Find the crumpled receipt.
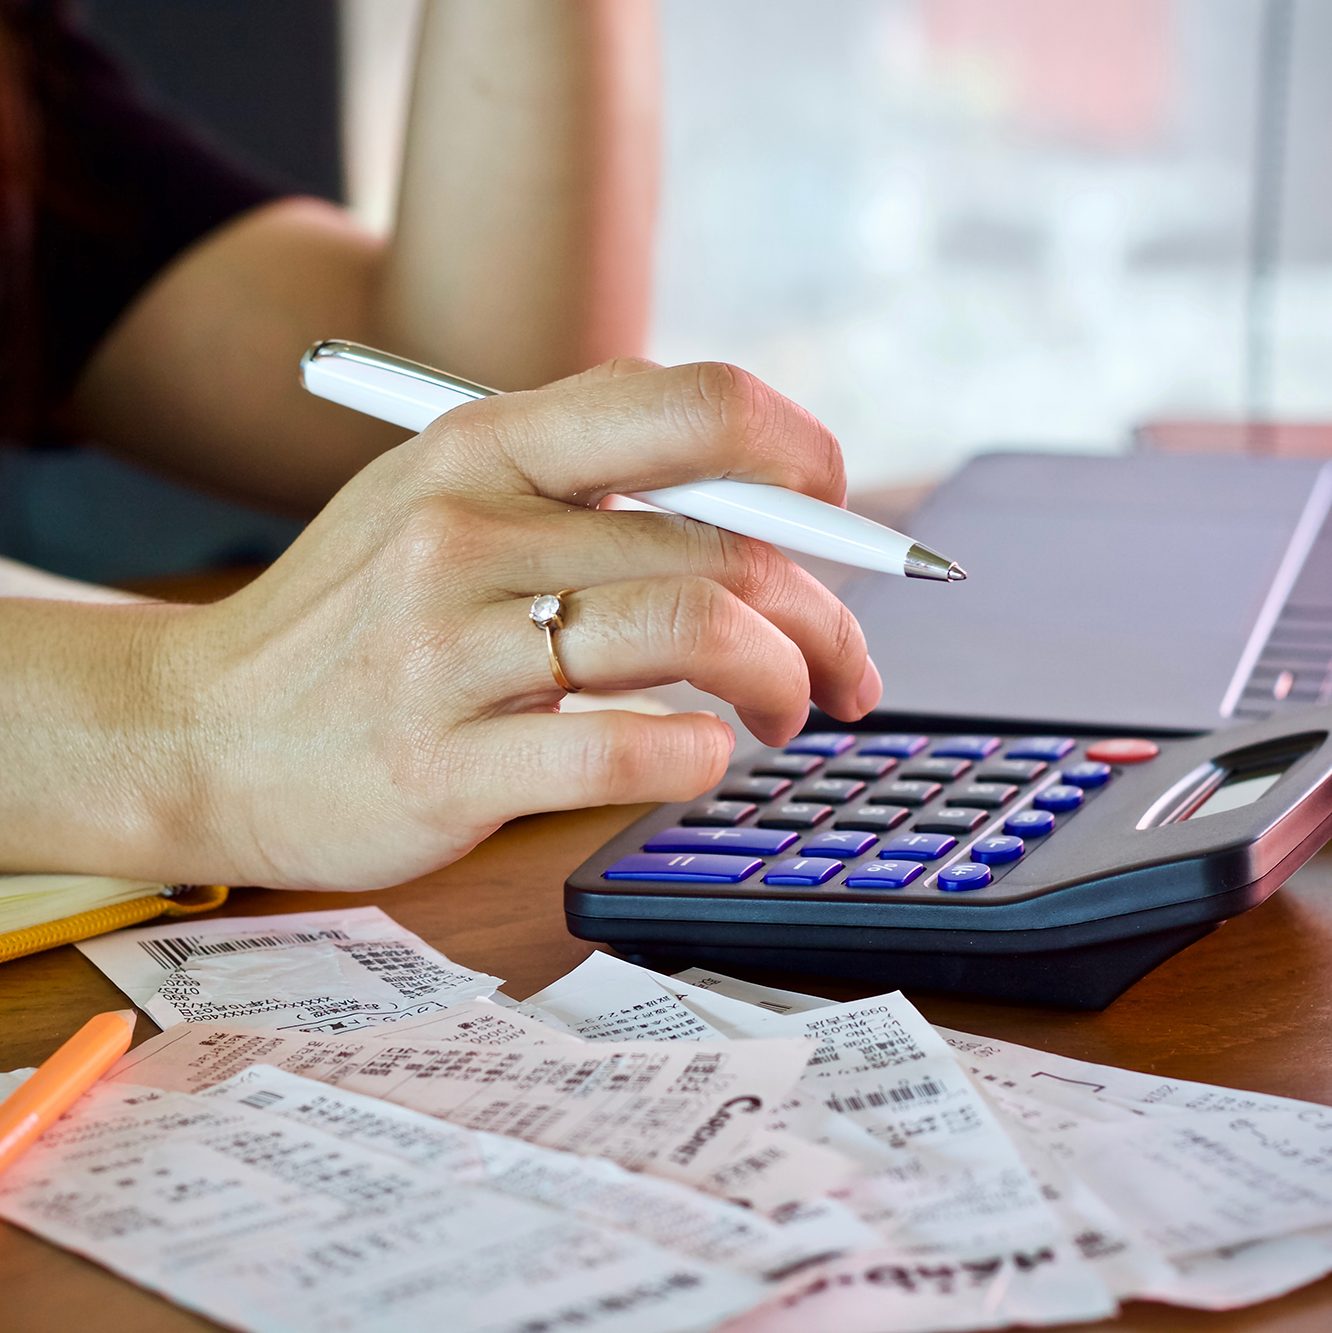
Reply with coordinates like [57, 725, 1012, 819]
[144, 936, 500, 1032]
[75, 906, 502, 1033]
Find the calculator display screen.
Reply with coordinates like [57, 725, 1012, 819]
[1185, 768, 1283, 820]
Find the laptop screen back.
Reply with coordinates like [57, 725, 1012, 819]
[843, 452, 1328, 733]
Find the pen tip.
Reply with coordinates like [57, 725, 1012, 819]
[947, 564, 967, 582]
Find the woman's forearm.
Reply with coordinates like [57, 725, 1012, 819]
[64, 2, 660, 514]
[0, 598, 204, 878]
[377, 0, 660, 389]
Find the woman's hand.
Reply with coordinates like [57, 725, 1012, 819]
[1, 361, 880, 889]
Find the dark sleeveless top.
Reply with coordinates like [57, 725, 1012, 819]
[3, 0, 281, 438]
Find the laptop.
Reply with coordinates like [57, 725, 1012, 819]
[843, 451, 1332, 733]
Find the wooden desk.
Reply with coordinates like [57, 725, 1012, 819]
[2, 565, 1330, 1331]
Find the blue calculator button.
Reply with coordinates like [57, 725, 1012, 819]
[845, 859, 923, 889]
[858, 733, 929, 757]
[938, 863, 993, 891]
[1004, 809, 1056, 838]
[642, 827, 797, 856]
[1061, 761, 1113, 789]
[1005, 736, 1077, 761]
[971, 834, 1024, 865]
[800, 830, 879, 858]
[785, 733, 856, 756]
[604, 853, 762, 883]
[1034, 784, 1085, 813]
[764, 856, 843, 885]
[880, 832, 957, 861]
[931, 735, 1001, 759]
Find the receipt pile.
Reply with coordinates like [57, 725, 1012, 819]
[0, 908, 1327, 1332]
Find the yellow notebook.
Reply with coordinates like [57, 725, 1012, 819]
[0, 875, 229, 964]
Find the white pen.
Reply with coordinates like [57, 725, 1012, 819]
[300, 340, 967, 581]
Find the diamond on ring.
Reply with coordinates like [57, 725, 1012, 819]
[530, 593, 563, 629]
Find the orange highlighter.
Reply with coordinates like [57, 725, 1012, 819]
[0, 1010, 136, 1173]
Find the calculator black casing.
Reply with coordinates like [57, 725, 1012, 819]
[564, 708, 1332, 1008]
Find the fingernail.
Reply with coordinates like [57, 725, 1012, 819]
[856, 659, 883, 716]
[688, 710, 735, 744]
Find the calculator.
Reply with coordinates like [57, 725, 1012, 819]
[565, 708, 1332, 1008]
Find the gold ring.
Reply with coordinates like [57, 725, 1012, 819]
[529, 591, 580, 693]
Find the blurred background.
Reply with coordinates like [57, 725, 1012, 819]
[8, 0, 1331, 579]
[333, 0, 1332, 483]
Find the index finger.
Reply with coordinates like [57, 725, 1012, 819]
[431, 361, 848, 508]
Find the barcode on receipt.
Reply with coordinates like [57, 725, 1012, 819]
[136, 928, 352, 970]
[825, 1077, 946, 1113]
[239, 1089, 286, 1110]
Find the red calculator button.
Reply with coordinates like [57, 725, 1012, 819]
[1085, 738, 1160, 764]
